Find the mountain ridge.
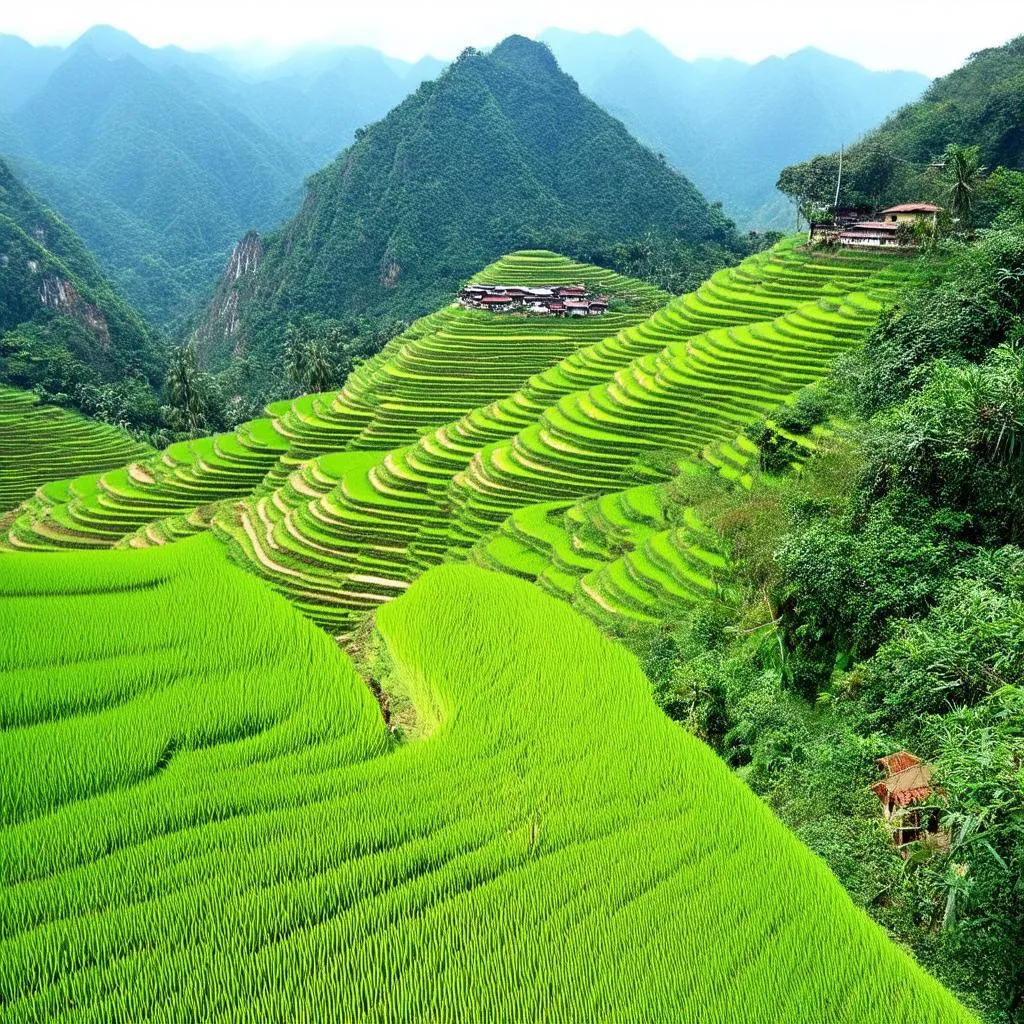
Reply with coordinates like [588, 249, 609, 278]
[540, 28, 929, 228]
[193, 35, 745, 369]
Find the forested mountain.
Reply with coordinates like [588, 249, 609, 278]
[0, 28, 442, 326]
[778, 35, 1024, 215]
[194, 36, 746, 370]
[541, 29, 929, 229]
[0, 158, 164, 430]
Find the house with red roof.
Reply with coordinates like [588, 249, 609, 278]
[870, 751, 941, 850]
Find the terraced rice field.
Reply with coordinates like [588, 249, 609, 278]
[2, 253, 661, 552]
[0, 387, 151, 516]
[2, 241, 920, 638]
[218, 240, 920, 634]
[0, 544, 970, 1021]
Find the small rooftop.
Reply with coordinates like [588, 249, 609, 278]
[881, 203, 941, 215]
[870, 752, 934, 809]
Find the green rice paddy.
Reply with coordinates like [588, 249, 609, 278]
[0, 542, 971, 1020]
[0, 387, 152, 517]
[2, 243, 920, 638]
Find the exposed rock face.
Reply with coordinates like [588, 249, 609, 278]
[228, 230, 263, 282]
[38, 272, 111, 349]
[191, 230, 264, 367]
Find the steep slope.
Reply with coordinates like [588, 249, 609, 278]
[541, 30, 929, 229]
[778, 34, 1024, 211]
[0, 540, 970, 1020]
[210, 36, 744, 366]
[0, 159, 164, 425]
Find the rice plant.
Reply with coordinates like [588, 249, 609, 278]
[0, 553, 971, 1020]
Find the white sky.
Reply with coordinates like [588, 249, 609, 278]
[2, 0, 1021, 76]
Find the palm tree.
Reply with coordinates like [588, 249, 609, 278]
[164, 342, 206, 436]
[942, 144, 983, 230]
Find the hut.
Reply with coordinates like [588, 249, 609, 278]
[880, 203, 941, 227]
[869, 752, 940, 849]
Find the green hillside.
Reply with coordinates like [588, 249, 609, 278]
[0, 537, 970, 1020]
[204, 36, 744, 369]
[0, 159, 164, 429]
[778, 35, 1024, 213]
[0, 387, 152, 515]
[2, 241, 918, 640]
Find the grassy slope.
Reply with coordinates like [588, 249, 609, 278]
[0, 544, 970, 1020]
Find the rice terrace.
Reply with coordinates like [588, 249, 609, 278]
[3, 12, 1024, 1023]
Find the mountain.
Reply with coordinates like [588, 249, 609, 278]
[777, 35, 1024, 214]
[0, 29, 444, 327]
[0, 158, 164, 428]
[0, 35, 66, 113]
[195, 36, 745, 369]
[540, 29, 929, 228]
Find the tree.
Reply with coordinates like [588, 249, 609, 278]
[941, 144, 984, 230]
[163, 342, 207, 436]
[776, 154, 841, 226]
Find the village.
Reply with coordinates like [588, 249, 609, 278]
[808, 202, 942, 248]
[458, 282, 611, 316]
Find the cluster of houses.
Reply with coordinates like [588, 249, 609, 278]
[809, 203, 942, 248]
[458, 283, 611, 316]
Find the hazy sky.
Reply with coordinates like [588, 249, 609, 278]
[2, 0, 1021, 76]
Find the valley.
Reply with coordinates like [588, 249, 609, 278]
[2, 18, 1023, 1024]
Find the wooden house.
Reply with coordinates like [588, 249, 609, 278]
[870, 751, 940, 849]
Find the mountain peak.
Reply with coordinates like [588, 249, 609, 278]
[70, 25, 146, 58]
[196, 29, 740, 362]
[490, 35, 560, 75]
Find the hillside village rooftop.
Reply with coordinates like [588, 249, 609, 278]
[808, 202, 942, 248]
[459, 283, 610, 316]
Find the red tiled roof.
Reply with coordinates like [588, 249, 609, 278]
[882, 203, 941, 214]
[480, 295, 512, 304]
[878, 751, 920, 774]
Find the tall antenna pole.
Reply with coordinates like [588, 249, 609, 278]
[833, 143, 844, 211]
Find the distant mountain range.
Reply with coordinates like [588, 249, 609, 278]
[0, 26, 444, 326]
[193, 36, 745, 370]
[778, 34, 1024, 215]
[540, 30, 929, 230]
[0, 25, 928, 330]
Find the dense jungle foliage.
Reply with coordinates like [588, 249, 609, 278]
[777, 36, 1024, 218]
[626, 226, 1024, 1022]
